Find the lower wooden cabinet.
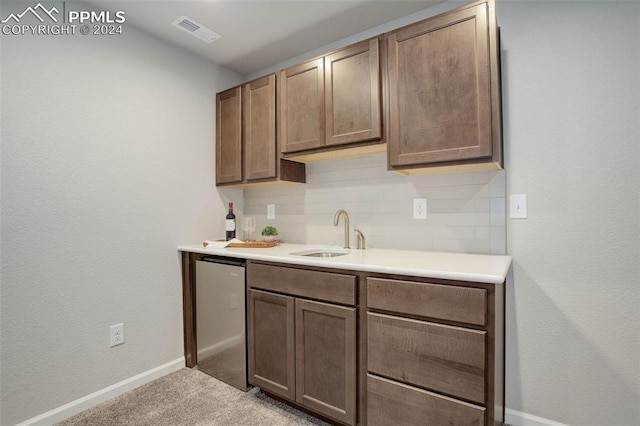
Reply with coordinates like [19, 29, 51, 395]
[247, 263, 357, 425]
[367, 374, 485, 426]
[367, 312, 486, 404]
[247, 289, 295, 400]
[296, 299, 356, 425]
[240, 261, 505, 426]
[365, 276, 504, 425]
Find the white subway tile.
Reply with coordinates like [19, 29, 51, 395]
[429, 199, 478, 214]
[490, 226, 506, 255]
[474, 198, 491, 212]
[242, 157, 506, 255]
[490, 198, 506, 226]
[473, 171, 490, 184]
[489, 170, 506, 197]
[427, 212, 490, 226]
[474, 226, 491, 240]
[432, 238, 491, 254]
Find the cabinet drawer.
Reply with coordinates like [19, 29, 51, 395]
[367, 312, 486, 404]
[367, 277, 487, 325]
[248, 262, 356, 306]
[367, 374, 485, 426]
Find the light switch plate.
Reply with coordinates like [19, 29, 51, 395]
[510, 194, 528, 219]
[267, 204, 275, 220]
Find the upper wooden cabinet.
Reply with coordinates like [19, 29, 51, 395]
[279, 38, 383, 157]
[279, 59, 325, 153]
[387, 0, 502, 172]
[215, 74, 305, 187]
[243, 75, 277, 181]
[218, 0, 503, 178]
[325, 38, 381, 146]
[216, 86, 242, 184]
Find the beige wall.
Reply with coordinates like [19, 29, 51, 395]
[500, 1, 639, 424]
[0, 3, 242, 424]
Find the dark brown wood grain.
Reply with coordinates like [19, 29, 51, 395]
[243, 74, 277, 181]
[357, 273, 368, 426]
[295, 299, 357, 425]
[216, 86, 242, 184]
[181, 251, 196, 368]
[489, 0, 504, 171]
[279, 59, 325, 153]
[325, 37, 382, 147]
[216, 74, 306, 188]
[387, 0, 500, 171]
[490, 281, 505, 425]
[367, 277, 487, 326]
[248, 262, 356, 306]
[367, 374, 485, 426]
[248, 289, 296, 400]
[367, 312, 486, 404]
[278, 159, 306, 184]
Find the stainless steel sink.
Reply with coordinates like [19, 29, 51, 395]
[290, 249, 349, 258]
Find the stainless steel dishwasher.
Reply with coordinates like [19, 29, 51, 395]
[195, 256, 250, 391]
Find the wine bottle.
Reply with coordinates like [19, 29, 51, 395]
[225, 202, 236, 241]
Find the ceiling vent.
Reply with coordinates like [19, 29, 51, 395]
[172, 15, 221, 43]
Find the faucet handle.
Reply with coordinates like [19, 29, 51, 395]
[354, 229, 366, 250]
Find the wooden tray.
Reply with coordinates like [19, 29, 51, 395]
[203, 240, 280, 248]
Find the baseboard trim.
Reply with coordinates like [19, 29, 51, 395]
[505, 408, 568, 426]
[17, 357, 185, 426]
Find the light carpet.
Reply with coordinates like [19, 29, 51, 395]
[57, 368, 330, 425]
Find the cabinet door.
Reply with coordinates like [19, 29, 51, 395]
[248, 289, 295, 400]
[325, 38, 381, 146]
[216, 86, 242, 184]
[243, 74, 277, 181]
[295, 299, 356, 425]
[279, 59, 325, 153]
[388, 2, 492, 166]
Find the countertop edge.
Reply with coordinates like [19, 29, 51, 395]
[177, 244, 511, 285]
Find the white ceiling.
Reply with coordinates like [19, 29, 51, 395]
[89, 0, 444, 76]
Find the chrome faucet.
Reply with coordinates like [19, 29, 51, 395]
[354, 229, 366, 250]
[333, 209, 350, 249]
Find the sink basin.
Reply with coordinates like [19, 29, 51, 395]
[290, 249, 349, 258]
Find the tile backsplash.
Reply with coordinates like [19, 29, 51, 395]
[244, 154, 506, 255]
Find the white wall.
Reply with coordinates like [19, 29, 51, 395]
[500, 1, 640, 425]
[245, 155, 506, 254]
[0, 3, 242, 423]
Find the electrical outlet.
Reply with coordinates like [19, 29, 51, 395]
[413, 198, 427, 219]
[110, 323, 124, 347]
[267, 204, 275, 220]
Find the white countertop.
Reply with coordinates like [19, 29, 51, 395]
[177, 243, 511, 285]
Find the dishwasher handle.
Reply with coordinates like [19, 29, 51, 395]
[197, 256, 246, 268]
